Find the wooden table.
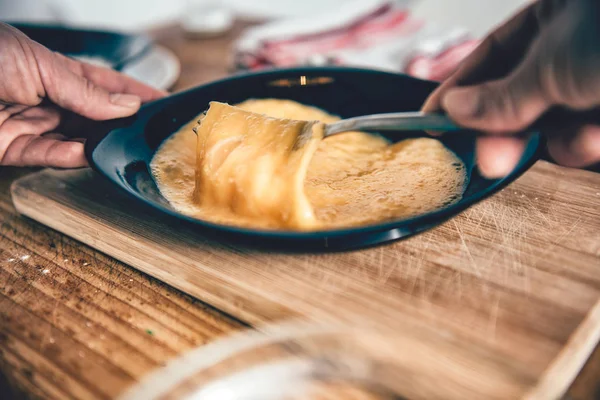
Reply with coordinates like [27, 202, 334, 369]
[0, 23, 599, 400]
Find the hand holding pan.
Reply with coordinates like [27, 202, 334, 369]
[83, 67, 542, 251]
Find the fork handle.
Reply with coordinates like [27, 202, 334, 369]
[325, 112, 461, 136]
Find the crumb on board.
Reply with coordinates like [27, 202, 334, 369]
[145, 329, 154, 336]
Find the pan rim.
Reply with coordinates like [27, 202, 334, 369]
[88, 66, 541, 242]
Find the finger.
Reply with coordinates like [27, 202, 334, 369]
[422, 0, 570, 114]
[546, 124, 600, 167]
[0, 105, 29, 125]
[476, 136, 528, 178]
[42, 131, 86, 143]
[0, 106, 61, 161]
[10, 105, 62, 122]
[440, 28, 553, 134]
[41, 132, 68, 140]
[36, 46, 143, 120]
[61, 54, 168, 102]
[1, 134, 87, 168]
[422, 2, 540, 113]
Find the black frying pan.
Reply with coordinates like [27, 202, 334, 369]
[84, 67, 541, 251]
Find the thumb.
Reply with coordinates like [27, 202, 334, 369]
[440, 40, 551, 134]
[41, 53, 141, 121]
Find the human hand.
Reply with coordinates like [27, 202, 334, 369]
[0, 22, 167, 168]
[422, 0, 600, 178]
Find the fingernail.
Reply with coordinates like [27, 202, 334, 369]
[442, 88, 482, 119]
[478, 161, 513, 179]
[109, 93, 141, 108]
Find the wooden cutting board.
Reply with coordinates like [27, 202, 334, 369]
[10, 160, 600, 400]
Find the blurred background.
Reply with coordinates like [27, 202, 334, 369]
[0, 0, 528, 35]
[0, 0, 532, 89]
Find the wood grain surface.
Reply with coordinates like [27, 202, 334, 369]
[10, 158, 600, 400]
[1, 22, 600, 400]
[0, 167, 243, 400]
[0, 24, 249, 400]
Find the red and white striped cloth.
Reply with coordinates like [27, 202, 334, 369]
[233, 0, 480, 82]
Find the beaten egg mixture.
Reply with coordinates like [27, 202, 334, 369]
[150, 99, 466, 230]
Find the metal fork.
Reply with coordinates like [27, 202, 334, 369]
[324, 112, 460, 138]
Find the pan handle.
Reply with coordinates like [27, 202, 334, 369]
[84, 116, 135, 168]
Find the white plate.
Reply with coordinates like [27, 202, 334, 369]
[121, 44, 181, 91]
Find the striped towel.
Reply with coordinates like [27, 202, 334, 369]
[233, 0, 479, 82]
